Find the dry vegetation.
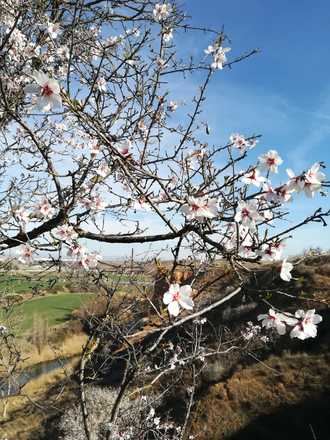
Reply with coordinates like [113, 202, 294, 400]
[0, 255, 329, 439]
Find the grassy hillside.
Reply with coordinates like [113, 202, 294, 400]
[1, 293, 94, 334]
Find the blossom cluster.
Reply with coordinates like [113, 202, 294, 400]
[258, 308, 323, 340]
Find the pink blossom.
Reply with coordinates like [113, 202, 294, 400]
[116, 140, 131, 157]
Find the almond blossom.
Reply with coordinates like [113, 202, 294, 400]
[153, 3, 172, 22]
[15, 207, 29, 224]
[96, 163, 110, 178]
[46, 22, 61, 39]
[55, 224, 78, 242]
[163, 28, 173, 42]
[204, 45, 216, 55]
[280, 258, 293, 282]
[229, 133, 256, 152]
[257, 308, 287, 335]
[181, 196, 218, 221]
[79, 252, 102, 270]
[89, 139, 101, 156]
[303, 162, 325, 197]
[168, 100, 178, 112]
[210, 46, 231, 70]
[35, 198, 55, 219]
[305, 162, 325, 185]
[286, 168, 305, 192]
[67, 243, 86, 258]
[96, 77, 107, 92]
[24, 71, 62, 112]
[116, 140, 132, 157]
[290, 309, 322, 340]
[81, 194, 106, 212]
[234, 200, 262, 232]
[286, 165, 325, 198]
[163, 284, 194, 317]
[19, 244, 34, 264]
[258, 150, 283, 173]
[241, 168, 267, 187]
[132, 197, 151, 211]
[274, 184, 293, 203]
[260, 241, 284, 261]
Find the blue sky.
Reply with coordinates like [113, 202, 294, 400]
[78, 1, 330, 259]
[184, 0, 330, 255]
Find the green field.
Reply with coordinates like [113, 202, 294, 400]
[0, 272, 67, 295]
[1, 293, 94, 334]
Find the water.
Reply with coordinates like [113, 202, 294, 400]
[0, 356, 72, 397]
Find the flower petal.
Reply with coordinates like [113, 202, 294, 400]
[168, 301, 180, 317]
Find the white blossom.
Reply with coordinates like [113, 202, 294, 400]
[229, 133, 256, 152]
[55, 224, 78, 242]
[79, 252, 102, 270]
[181, 196, 218, 221]
[163, 28, 173, 42]
[96, 163, 110, 178]
[210, 46, 231, 70]
[280, 258, 293, 282]
[241, 168, 267, 187]
[15, 207, 29, 224]
[168, 100, 178, 112]
[19, 244, 34, 264]
[260, 241, 284, 261]
[96, 77, 107, 92]
[290, 309, 322, 340]
[234, 200, 262, 232]
[35, 198, 55, 219]
[257, 308, 287, 335]
[163, 284, 194, 317]
[153, 3, 172, 22]
[24, 71, 62, 111]
[46, 22, 61, 39]
[116, 140, 131, 157]
[258, 150, 283, 173]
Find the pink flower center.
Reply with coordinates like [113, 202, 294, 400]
[41, 84, 53, 97]
[267, 158, 275, 166]
[250, 169, 256, 180]
[241, 208, 250, 218]
[191, 203, 200, 211]
[172, 291, 180, 301]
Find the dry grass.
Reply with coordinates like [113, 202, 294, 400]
[0, 358, 79, 440]
[189, 351, 330, 439]
[19, 331, 88, 369]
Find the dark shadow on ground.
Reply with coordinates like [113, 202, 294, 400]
[228, 393, 330, 440]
